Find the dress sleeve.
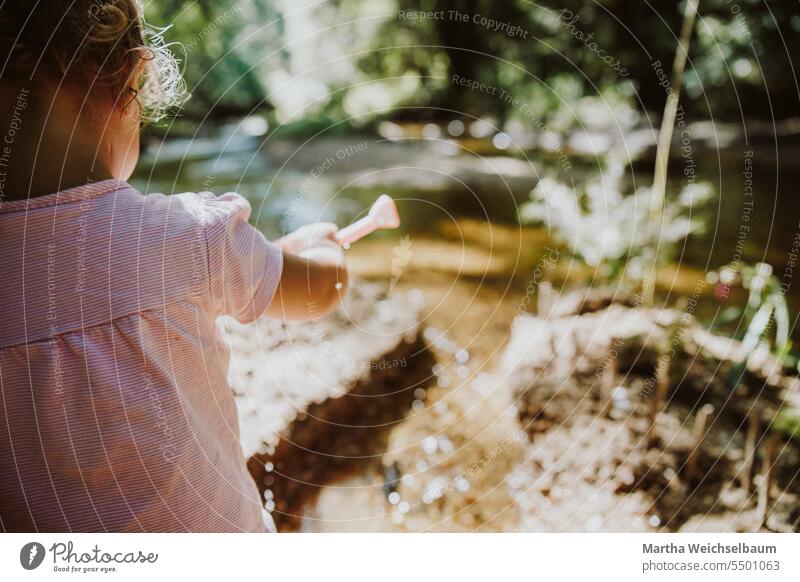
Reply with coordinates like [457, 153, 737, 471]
[200, 192, 284, 323]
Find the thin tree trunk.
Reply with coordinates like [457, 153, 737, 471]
[644, 0, 700, 305]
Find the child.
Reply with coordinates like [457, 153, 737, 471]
[0, 1, 347, 532]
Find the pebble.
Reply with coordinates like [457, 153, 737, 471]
[455, 349, 470, 364]
[388, 492, 401, 505]
[414, 388, 427, 400]
[506, 473, 523, 489]
[611, 386, 631, 412]
[425, 477, 448, 500]
[438, 436, 454, 454]
[377, 302, 394, 324]
[423, 327, 439, 341]
[422, 436, 439, 455]
[412, 399, 425, 412]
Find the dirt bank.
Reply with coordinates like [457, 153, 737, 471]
[226, 224, 799, 532]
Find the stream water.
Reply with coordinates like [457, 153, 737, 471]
[135, 126, 800, 281]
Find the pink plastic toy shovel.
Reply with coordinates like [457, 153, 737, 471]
[335, 194, 400, 248]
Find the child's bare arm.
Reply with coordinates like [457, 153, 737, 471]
[265, 223, 349, 320]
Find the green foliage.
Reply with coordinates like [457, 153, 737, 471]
[520, 158, 713, 287]
[143, 0, 800, 126]
[774, 406, 800, 443]
[143, 0, 281, 119]
[707, 262, 794, 392]
[715, 262, 792, 362]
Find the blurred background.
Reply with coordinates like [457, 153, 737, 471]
[137, 0, 800, 294]
[134, 0, 800, 531]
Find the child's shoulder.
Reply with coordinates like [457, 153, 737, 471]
[146, 189, 253, 226]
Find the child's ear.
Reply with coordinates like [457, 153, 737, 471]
[131, 53, 147, 89]
[120, 55, 146, 118]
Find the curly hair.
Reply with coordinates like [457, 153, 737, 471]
[0, 0, 186, 122]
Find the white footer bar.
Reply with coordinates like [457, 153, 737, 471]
[2, 533, 798, 581]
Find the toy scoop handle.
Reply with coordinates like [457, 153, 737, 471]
[335, 194, 400, 247]
[335, 216, 376, 247]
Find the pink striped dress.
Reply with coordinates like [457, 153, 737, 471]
[0, 179, 282, 532]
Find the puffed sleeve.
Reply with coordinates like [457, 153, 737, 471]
[199, 192, 283, 323]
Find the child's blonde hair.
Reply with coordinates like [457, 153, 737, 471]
[1, 0, 186, 122]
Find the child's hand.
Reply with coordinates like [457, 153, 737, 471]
[277, 222, 340, 256]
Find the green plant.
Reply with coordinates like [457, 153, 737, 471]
[520, 158, 712, 288]
[716, 262, 791, 363]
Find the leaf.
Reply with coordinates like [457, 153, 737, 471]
[773, 293, 790, 353]
[738, 301, 773, 362]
